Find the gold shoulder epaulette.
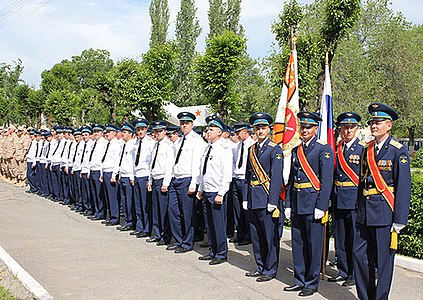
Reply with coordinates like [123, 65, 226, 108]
[268, 141, 277, 147]
[316, 139, 327, 145]
[390, 139, 403, 149]
[359, 140, 367, 147]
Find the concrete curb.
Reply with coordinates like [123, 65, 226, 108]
[281, 227, 423, 274]
[0, 246, 53, 300]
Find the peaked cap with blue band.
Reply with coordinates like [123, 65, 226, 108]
[152, 120, 168, 130]
[205, 114, 225, 131]
[105, 123, 120, 132]
[368, 102, 399, 123]
[73, 127, 82, 135]
[298, 111, 322, 126]
[121, 122, 135, 133]
[41, 131, 52, 137]
[92, 124, 106, 132]
[53, 125, 64, 133]
[233, 123, 249, 132]
[166, 125, 179, 134]
[133, 118, 150, 128]
[249, 112, 273, 126]
[81, 125, 93, 134]
[336, 112, 361, 125]
[177, 111, 196, 122]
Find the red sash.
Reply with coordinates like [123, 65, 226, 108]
[297, 143, 320, 191]
[367, 140, 395, 211]
[337, 142, 359, 186]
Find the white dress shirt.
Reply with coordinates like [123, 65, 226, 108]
[67, 140, 77, 168]
[150, 138, 175, 186]
[233, 136, 255, 179]
[101, 138, 123, 178]
[51, 138, 66, 165]
[46, 139, 57, 164]
[26, 139, 38, 163]
[173, 130, 207, 189]
[89, 137, 108, 174]
[133, 135, 155, 178]
[81, 139, 94, 174]
[72, 141, 85, 172]
[60, 139, 71, 167]
[35, 140, 44, 162]
[39, 141, 49, 164]
[198, 138, 233, 195]
[118, 139, 136, 180]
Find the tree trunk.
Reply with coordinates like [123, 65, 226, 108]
[408, 126, 415, 154]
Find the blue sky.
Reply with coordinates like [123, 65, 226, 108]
[0, 0, 421, 87]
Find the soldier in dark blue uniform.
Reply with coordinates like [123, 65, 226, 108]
[328, 112, 365, 286]
[284, 111, 334, 297]
[244, 112, 283, 282]
[353, 103, 411, 300]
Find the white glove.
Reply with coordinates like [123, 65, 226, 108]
[284, 208, 291, 220]
[267, 203, 277, 213]
[242, 201, 248, 210]
[391, 223, 406, 233]
[314, 208, 325, 220]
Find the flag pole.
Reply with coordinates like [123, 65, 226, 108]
[321, 50, 330, 280]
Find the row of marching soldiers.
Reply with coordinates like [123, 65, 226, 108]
[17, 102, 411, 299]
[0, 125, 31, 186]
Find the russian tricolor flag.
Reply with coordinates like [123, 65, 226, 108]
[318, 56, 335, 159]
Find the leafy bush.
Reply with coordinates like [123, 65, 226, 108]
[411, 149, 423, 168]
[398, 173, 423, 259]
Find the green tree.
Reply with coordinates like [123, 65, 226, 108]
[174, 0, 202, 106]
[149, 0, 170, 47]
[195, 31, 246, 120]
[44, 90, 79, 125]
[208, 0, 226, 38]
[226, 0, 243, 35]
[0, 60, 24, 124]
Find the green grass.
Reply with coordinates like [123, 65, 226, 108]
[0, 285, 17, 300]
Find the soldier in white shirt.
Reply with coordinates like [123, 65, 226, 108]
[132, 119, 155, 237]
[39, 131, 52, 197]
[231, 123, 256, 245]
[68, 128, 82, 210]
[166, 125, 179, 144]
[114, 122, 137, 231]
[72, 128, 85, 212]
[59, 128, 72, 203]
[80, 125, 95, 215]
[146, 121, 174, 246]
[169, 112, 207, 253]
[100, 124, 123, 226]
[34, 131, 44, 194]
[197, 115, 233, 265]
[87, 124, 108, 220]
[50, 125, 66, 201]
[25, 129, 38, 193]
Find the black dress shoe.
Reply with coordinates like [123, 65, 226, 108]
[209, 258, 226, 265]
[245, 271, 262, 277]
[342, 278, 355, 286]
[156, 240, 168, 246]
[136, 232, 149, 238]
[256, 275, 274, 282]
[229, 238, 241, 243]
[199, 242, 209, 248]
[299, 288, 316, 297]
[146, 238, 158, 243]
[238, 240, 251, 246]
[174, 247, 191, 254]
[101, 220, 110, 224]
[117, 226, 131, 231]
[105, 222, 119, 226]
[89, 216, 102, 221]
[328, 275, 347, 282]
[283, 285, 303, 292]
[166, 245, 180, 251]
[130, 231, 141, 236]
[198, 254, 213, 261]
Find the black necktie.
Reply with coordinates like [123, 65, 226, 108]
[52, 141, 60, 155]
[89, 140, 97, 162]
[35, 142, 39, 156]
[67, 142, 73, 159]
[102, 141, 110, 163]
[60, 141, 67, 157]
[202, 146, 212, 175]
[72, 143, 80, 163]
[80, 142, 87, 162]
[118, 144, 126, 167]
[46, 143, 51, 158]
[38, 141, 44, 156]
[343, 143, 347, 156]
[151, 142, 159, 169]
[238, 142, 244, 168]
[375, 145, 380, 155]
[135, 139, 142, 166]
[175, 136, 186, 164]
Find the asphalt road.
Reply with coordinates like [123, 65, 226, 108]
[0, 180, 422, 299]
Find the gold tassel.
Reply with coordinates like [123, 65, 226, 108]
[272, 208, 280, 218]
[390, 231, 398, 250]
[321, 211, 329, 224]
